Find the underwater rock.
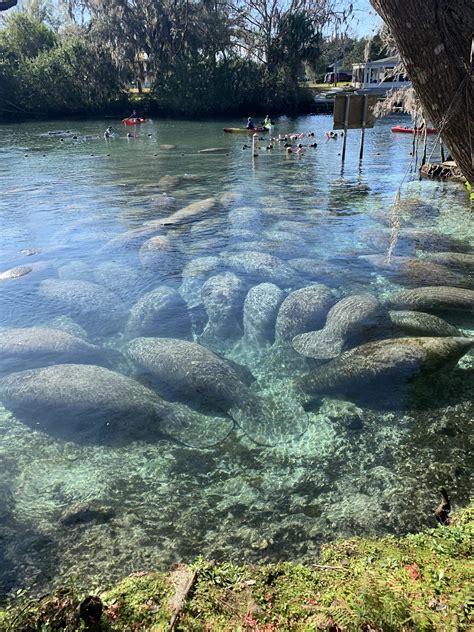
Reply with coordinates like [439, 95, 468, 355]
[243, 283, 285, 345]
[222, 251, 296, 286]
[359, 255, 471, 289]
[292, 294, 387, 359]
[126, 287, 192, 339]
[388, 310, 464, 338]
[298, 337, 474, 397]
[146, 197, 217, 228]
[385, 286, 474, 313]
[359, 228, 470, 255]
[99, 226, 159, 254]
[38, 279, 126, 336]
[179, 256, 222, 309]
[57, 261, 91, 281]
[0, 364, 165, 445]
[0, 266, 32, 281]
[127, 337, 308, 446]
[275, 284, 334, 343]
[199, 272, 246, 349]
[0, 327, 110, 374]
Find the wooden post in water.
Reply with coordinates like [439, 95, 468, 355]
[341, 95, 350, 170]
[359, 95, 369, 162]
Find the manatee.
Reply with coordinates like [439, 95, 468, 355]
[359, 255, 471, 289]
[179, 256, 223, 308]
[146, 198, 217, 228]
[243, 283, 285, 345]
[93, 262, 144, 302]
[0, 327, 110, 374]
[38, 279, 126, 336]
[292, 294, 387, 359]
[298, 337, 474, 397]
[388, 311, 464, 338]
[198, 148, 228, 154]
[0, 363, 232, 448]
[0, 266, 32, 281]
[99, 226, 158, 254]
[219, 191, 244, 207]
[199, 272, 246, 349]
[138, 234, 183, 274]
[385, 286, 474, 313]
[126, 286, 192, 339]
[158, 174, 180, 188]
[275, 285, 334, 343]
[159, 144, 176, 150]
[222, 251, 297, 286]
[127, 337, 308, 446]
[423, 252, 474, 272]
[359, 228, 469, 255]
[57, 261, 91, 281]
[288, 258, 349, 287]
[46, 316, 89, 340]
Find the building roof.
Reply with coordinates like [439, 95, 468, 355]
[352, 55, 401, 69]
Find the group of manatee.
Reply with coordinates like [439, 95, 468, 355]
[1, 189, 473, 448]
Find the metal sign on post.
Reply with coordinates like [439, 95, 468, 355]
[333, 94, 378, 171]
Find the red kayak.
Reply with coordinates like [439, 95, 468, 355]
[391, 126, 437, 135]
[223, 127, 268, 134]
[123, 117, 146, 126]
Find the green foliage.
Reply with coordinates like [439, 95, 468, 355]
[1, 502, 473, 630]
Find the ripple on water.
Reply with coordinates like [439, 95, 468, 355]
[0, 115, 472, 597]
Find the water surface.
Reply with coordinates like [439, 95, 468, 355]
[0, 115, 472, 597]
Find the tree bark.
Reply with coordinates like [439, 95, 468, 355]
[370, 0, 474, 183]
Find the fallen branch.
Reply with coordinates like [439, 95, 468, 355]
[167, 570, 197, 632]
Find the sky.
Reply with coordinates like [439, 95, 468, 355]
[349, 0, 382, 37]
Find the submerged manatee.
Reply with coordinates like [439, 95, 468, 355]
[38, 279, 127, 336]
[385, 286, 474, 313]
[0, 364, 232, 448]
[199, 272, 246, 350]
[0, 327, 111, 374]
[0, 266, 32, 281]
[127, 337, 309, 446]
[179, 256, 222, 308]
[99, 226, 158, 254]
[359, 255, 471, 289]
[298, 337, 474, 397]
[275, 284, 334, 343]
[222, 251, 297, 286]
[138, 234, 183, 275]
[292, 294, 387, 359]
[243, 283, 285, 345]
[146, 197, 217, 228]
[423, 252, 474, 272]
[388, 311, 464, 338]
[126, 287, 192, 339]
[359, 228, 470, 255]
[93, 262, 144, 302]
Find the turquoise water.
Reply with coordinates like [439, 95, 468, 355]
[0, 115, 472, 597]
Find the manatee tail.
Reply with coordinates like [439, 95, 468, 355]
[230, 392, 309, 447]
[292, 329, 344, 360]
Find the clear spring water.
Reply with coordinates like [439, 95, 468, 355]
[0, 114, 472, 598]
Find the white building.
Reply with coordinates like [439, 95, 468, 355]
[351, 55, 411, 94]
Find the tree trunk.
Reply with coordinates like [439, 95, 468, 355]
[370, 0, 474, 183]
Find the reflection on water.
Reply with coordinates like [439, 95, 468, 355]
[0, 115, 473, 597]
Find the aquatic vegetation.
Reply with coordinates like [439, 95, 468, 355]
[1, 503, 472, 630]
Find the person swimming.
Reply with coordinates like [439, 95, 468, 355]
[246, 117, 254, 130]
[104, 126, 114, 139]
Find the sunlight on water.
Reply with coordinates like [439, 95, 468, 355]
[0, 115, 472, 596]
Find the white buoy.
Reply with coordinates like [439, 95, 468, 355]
[252, 133, 260, 157]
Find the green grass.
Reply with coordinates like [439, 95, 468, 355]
[1, 503, 472, 631]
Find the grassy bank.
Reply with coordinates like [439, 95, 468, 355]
[1, 503, 472, 631]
